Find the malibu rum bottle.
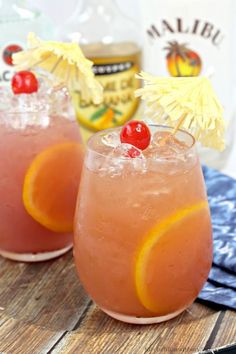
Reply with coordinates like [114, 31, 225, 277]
[59, 0, 142, 141]
[140, 0, 236, 171]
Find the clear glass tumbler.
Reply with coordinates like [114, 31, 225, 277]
[0, 84, 84, 262]
[74, 125, 212, 324]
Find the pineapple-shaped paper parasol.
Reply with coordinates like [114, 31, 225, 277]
[13, 32, 103, 104]
[135, 72, 225, 151]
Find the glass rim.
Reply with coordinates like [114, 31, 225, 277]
[87, 124, 196, 160]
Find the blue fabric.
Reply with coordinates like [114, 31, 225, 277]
[208, 266, 236, 290]
[198, 166, 236, 310]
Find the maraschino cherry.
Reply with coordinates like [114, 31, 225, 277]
[125, 146, 141, 158]
[11, 71, 39, 95]
[120, 120, 151, 151]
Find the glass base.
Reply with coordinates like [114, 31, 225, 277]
[102, 307, 185, 324]
[0, 244, 72, 262]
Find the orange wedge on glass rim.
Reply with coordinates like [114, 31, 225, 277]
[134, 200, 210, 314]
[23, 142, 84, 233]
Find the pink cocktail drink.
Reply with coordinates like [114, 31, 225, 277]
[0, 84, 83, 262]
[74, 125, 212, 324]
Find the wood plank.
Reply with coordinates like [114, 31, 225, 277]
[0, 252, 92, 353]
[0, 252, 90, 332]
[0, 315, 63, 354]
[1, 252, 234, 354]
[205, 310, 236, 349]
[51, 303, 220, 354]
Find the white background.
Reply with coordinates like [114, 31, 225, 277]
[27, 0, 140, 26]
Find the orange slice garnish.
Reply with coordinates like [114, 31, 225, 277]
[135, 201, 210, 314]
[23, 142, 83, 233]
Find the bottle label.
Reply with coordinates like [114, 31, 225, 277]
[140, 0, 236, 124]
[72, 51, 141, 132]
[0, 42, 23, 85]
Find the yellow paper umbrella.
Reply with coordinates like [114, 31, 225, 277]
[13, 32, 103, 105]
[135, 72, 225, 151]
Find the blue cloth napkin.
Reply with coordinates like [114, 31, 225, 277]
[198, 166, 236, 310]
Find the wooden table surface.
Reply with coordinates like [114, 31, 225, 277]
[0, 251, 235, 354]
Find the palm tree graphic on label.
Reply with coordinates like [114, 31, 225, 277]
[164, 41, 202, 77]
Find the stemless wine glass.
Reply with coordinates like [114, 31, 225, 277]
[74, 124, 212, 324]
[0, 84, 84, 262]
